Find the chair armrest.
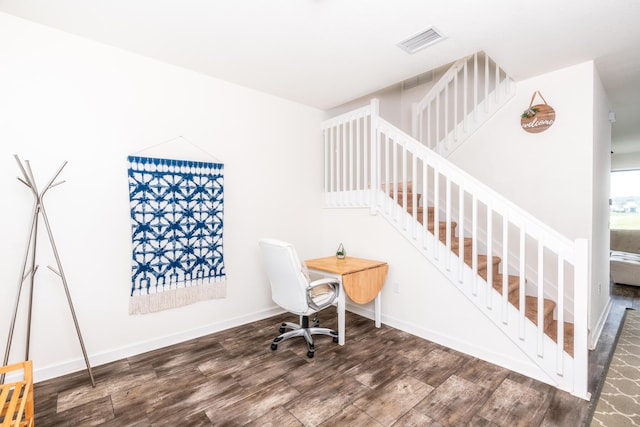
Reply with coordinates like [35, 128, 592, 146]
[309, 277, 340, 289]
[306, 278, 339, 311]
[611, 250, 640, 261]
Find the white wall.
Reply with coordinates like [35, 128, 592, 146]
[612, 152, 640, 170]
[0, 11, 610, 387]
[318, 209, 556, 384]
[590, 65, 613, 347]
[447, 61, 609, 344]
[0, 12, 325, 381]
[318, 60, 611, 381]
[448, 62, 595, 240]
[325, 65, 448, 134]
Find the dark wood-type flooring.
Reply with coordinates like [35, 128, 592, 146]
[32, 283, 640, 426]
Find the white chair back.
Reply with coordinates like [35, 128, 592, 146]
[258, 238, 309, 314]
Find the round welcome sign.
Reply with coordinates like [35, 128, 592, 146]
[521, 91, 555, 133]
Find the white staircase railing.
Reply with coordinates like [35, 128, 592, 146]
[322, 98, 589, 399]
[412, 51, 514, 157]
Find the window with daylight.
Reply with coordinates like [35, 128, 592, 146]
[610, 169, 640, 230]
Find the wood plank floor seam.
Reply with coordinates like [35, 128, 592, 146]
[31, 282, 640, 426]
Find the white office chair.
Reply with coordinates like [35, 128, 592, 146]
[258, 238, 339, 358]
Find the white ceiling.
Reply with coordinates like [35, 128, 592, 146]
[2, 0, 639, 152]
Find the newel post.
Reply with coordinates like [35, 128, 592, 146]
[411, 102, 418, 140]
[369, 98, 380, 215]
[573, 238, 590, 399]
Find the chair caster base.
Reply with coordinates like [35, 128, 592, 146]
[269, 319, 338, 357]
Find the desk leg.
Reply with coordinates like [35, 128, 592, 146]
[308, 268, 346, 345]
[374, 293, 381, 328]
[338, 281, 346, 345]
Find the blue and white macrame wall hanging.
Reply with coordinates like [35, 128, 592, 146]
[127, 155, 226, 314]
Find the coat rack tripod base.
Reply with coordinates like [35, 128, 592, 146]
[2, 155, 95, 387]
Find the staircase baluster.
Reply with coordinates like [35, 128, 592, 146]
[412, 154, 418, 240]
[349, 118, 354, 197]
[422, 160, 429, 250]
[336, 124, 342, 203]
[453, 68, 459, 142]
[342, 121, 347, 195]
[392, 137, 398, 222]
[495, 60, 500, 103]
[402, 147, 408, 231]
[358, 116, 363, 191]
[435, 94, 440, 153]
[486, 205, 493, 309]
[444, 81, 449, 153]
[320, 50, 589, 395]
[370, 100, 378, 212]
[433, 168, 440, 260]
[502, 214, 509, 324]
[458, 183, 465, 283]
[537, 238, 545, 357]
[445, 176, 452, 271]
[473, 53, 478, 122]
[323, 129, 329, 194]
[519, 227, 526, 339]
[384, 134, 389, 214]
[364, 114, 369, 200]
[472, 194, 478, 295]
[557, 255, 565, 375]
[484, 53, 489, 113]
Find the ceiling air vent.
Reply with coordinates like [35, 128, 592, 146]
[397, 26, 445, 54]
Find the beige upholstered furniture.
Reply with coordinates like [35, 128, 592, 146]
[610, 229, 640, 287]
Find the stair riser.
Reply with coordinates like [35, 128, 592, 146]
[397, 192, 573, 355]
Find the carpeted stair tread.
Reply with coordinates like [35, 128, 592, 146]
[522, 296, 555, 329]
[491, 274, 520, 300]
[381, 181, 415, 193]
[383, 182, 421, 208]
[406, 206, 423, 215]
[390, 186, 574, 358]
[419, 218, 457, 236]
[545, 321, 575, 357]
[464, 253, 501, 272]
[450, 237, 474, 255]
[396, 196, 422, 209]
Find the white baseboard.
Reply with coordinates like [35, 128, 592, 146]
[31, 307, 284, 384]
[589, 297, 612, 350]
[33, 301, 580, 388]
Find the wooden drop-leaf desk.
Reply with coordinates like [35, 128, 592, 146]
[304, 256, 388, 345]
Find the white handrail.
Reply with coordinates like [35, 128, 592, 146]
[322, 98, 589, 399]
[412, 52, 514, 157]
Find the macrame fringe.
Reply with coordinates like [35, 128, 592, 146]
[129, 281, 227, 315]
